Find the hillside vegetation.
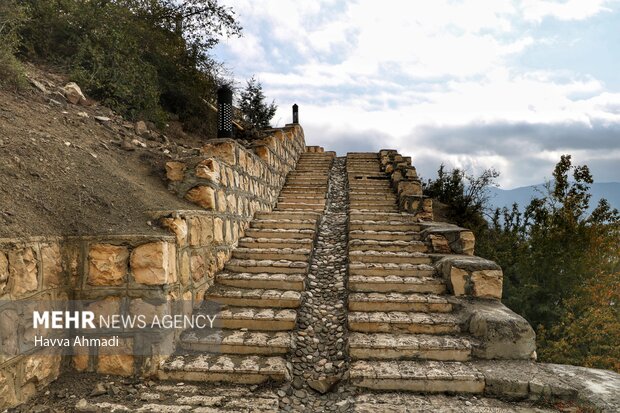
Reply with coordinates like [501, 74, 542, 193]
[425, 156, 620, 372]
[1, 0, 241, 135]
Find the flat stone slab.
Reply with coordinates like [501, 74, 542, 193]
[348, 311, 460, 334]
[244, 228, 315, 239]
[348, 291, 451, 312]
[349, 262, 436, 277]
[353, 393, 556, 412]
[159, 354, 290, 384]
[180, 330, 291, 355]
[250, 218, 317, 230]
[206, 285, 301, 308]
[476, 360, 620, 412]
[238, 237, 314, 249]
[349, 275, 446, 294]
[216, 271, 305, 291]
[350, 250, 432, 264]
[225, 258, 308, 274]
[349, 332, 473, 361]
[211, 307, 297, 331]
[349, 239, 427, 253]
[349, 229, 420, 241]
[350, 360, 485, 393]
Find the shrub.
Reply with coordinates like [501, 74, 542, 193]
[18, 0, 240, 131]
[0, 0, 28, 89]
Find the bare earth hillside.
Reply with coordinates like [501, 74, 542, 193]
[0, 66, 205, 238]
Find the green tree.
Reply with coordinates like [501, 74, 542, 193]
[18, 0, 241, 130]
[482, 156, 619, 371]
[426, 156, 620, 372]
[0, 0, 28, 88]
[423, 164, 499, 233]
[239, 76, 277, 133]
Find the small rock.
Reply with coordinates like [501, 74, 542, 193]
[75, 398, 100, 412]
[62, 82, 87, 105]
[29, 79, 49, 94]
[90, 382, 107, 397]
[94, 116, 111, 122]
[77, 112, 89, 118]
[134, 120, 149, 136]
[131, 138, 147, 148]
[307, 376, 340, 394]
[292, 377, 304, 390]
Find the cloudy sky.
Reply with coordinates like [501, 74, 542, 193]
[213, 0, 620, 188]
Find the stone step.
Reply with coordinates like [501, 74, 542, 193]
[250, 218, 317, 230]
[350, 194, 397, 200]
[349, 200, 396, 209]
[348, 311, 460, 334]
[348, 292, 452, 312]
[349, 182, 391, 188]
[349, 239, 427, 253]
[216, 272, 305, 291]
[287, 172, 329, 177]
[280, 187, 328, 193]
[179, 330, 291, 355]
[349, 229, 420, 241]
[206, 286, 302, 308]
[346, 152, 379, 157]
[349, 275, 446, 294]
[213, 306, 297, 331]
[158, 354, 290, 384]
[286, 176, 329, 182]
[350, 212, 417, 221]
[350, 360, 485, 393]
[349, 333, 473, 361]
[350, 205, 400, 212]
[233, 247, 311, 261]
[280, 188, 327, 194]
[244, 228, 315, 239]
[254, 211, 320, 220]
[278, 197, 326, 206]
[350, 221, 421, 232]
[347, 172, 383, 177]
[350, 250, 432, 264]
[349, 262, 436, 277]
[283, 182, 328, 188]
[238, 237, 313, 250]
[294, 166, 332, 170]
[276, 203, 325, 211]
[225, 259, 308, 274]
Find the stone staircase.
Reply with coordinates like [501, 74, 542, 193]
[158, 151, 334, 384]
[345, 153, 483, 394]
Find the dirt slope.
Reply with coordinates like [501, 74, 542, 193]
[0, 66, 202, 238]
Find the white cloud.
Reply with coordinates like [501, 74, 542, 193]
[214, 0, 620, 187]
[520, 0, 614, 22]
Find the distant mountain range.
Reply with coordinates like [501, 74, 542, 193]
[486, 182, 620, 213]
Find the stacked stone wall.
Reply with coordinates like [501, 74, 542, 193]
[0, 125, 306, 410]
[0, 237, 65, 408]
[378, 149, 502, 300]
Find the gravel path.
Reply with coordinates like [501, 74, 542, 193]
[279, 157, 354, 412]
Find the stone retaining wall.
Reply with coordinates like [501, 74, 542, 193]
[0, 125, 306, 410]
[378, 148, 503, 300]
[0, 237, 66, 408]
[378, 149, 432, 220]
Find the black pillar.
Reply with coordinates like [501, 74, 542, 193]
[217, 86, 233, 138]
[292, 103, 299, 124]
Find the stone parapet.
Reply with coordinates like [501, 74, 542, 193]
[166, 125, 305, 216]
[378, 149, 432, 220]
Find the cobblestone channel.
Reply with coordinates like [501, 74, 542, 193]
[279, 157, 354, 412]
